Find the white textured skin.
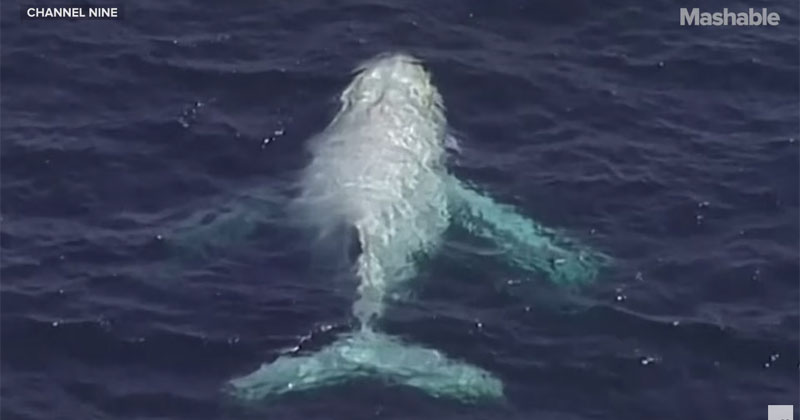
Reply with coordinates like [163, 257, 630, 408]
[297, 53, 449, 326]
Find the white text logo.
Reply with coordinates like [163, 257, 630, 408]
[680, 8, 780, 26]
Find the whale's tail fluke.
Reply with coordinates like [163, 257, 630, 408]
[224, 330, 503, 403]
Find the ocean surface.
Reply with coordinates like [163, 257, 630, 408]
[2, 0, 799, 419]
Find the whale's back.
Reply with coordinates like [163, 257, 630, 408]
[295, 54, 449, 321]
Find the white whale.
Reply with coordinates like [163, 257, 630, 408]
[174, 53, 609, 402]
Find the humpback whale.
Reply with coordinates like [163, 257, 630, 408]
[174, 53, 609, 402]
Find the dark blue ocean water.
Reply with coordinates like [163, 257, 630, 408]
[2, 0, 799, 419]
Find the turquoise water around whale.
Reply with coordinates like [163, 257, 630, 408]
[1, 0, 798, 419]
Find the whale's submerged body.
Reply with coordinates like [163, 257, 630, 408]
[179, 53, 610, 402]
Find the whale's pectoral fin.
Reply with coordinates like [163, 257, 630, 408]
[225, 331, 503, 403]
[446, 176, 611, 286]
[166, 190, 283, 260]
